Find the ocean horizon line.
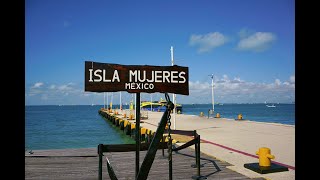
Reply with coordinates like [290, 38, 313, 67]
[25, 102, 295, 106]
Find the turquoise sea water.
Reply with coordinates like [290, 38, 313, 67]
[25, 105, 135, 150]
[182, 103, 295, 125]
[25, 104, 294, 150]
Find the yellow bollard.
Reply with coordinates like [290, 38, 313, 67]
[256, 147, 275, 167]
[131, 123, 135, 130]
[244, 146, 288, 173]
[141, 128, 147, 135]
[216, 113, 220, 118]
[200, 112, 204, 117]
[237, 114, 242, 120]
[123, 120, 129, 128]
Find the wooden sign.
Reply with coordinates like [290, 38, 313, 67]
[84, 61, 189, 95]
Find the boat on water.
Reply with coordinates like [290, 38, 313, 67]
[266, 104, 276, 108]
[141, 98, 182, 112]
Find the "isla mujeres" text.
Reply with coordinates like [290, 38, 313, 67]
[88, 69, 186, 90]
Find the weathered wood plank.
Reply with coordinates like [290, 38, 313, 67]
[26, 146, 264, 179]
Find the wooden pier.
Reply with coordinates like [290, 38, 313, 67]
[25, 146, 265, 180]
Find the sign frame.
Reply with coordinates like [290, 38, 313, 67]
[84, 61, 189, 95]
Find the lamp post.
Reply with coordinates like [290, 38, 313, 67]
[209, 74, 214, 113]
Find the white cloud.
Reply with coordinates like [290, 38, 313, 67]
[184, 75, 295, 104]
[58, 84, 73, 91]
[231, 77, 242, 83]
[49, 85, 56, 89]
[189, 81, 210, 90]
[283, 75, 295, 88]
[26, 82, 85, 105]
[275, 79, 281, 86]
[25, 75, 295, 105]
[28, 82, 45, 96]
[237, 32, 276, 52]
[32, 82, 44, 88]
[222, 74, 229, 81]
[27, 82, 80, 98]
[290, 75, 295, 84]
[189, 32, 228, 53]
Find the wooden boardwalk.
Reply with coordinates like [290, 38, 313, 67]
[25, 146, 265, 180]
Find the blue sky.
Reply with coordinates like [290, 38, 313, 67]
[25, 0, 295, 105]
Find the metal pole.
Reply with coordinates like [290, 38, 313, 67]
[171, 46, 176, 130]
[111, 92, 113, 110]
[106, 92, 109, 109]
[210, 74, 214, 113]
[197, 135, 201, 177]
[169, 138, 173, 180]
[120, 91, 122, 110]
[134, 94, 136, 111]
[98, 144, 103, 180]
[194, 131, 197, 165]
[150, 94, 153, 111]
[135, 93, 141, 179]
[103, 92, 105, 109]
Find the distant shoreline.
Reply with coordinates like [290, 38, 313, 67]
[25, 103, 295, 106]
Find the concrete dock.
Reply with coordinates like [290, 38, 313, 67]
[136, 111, 295, 180]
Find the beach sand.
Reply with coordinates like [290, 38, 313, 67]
[133, 111, 295, 180]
